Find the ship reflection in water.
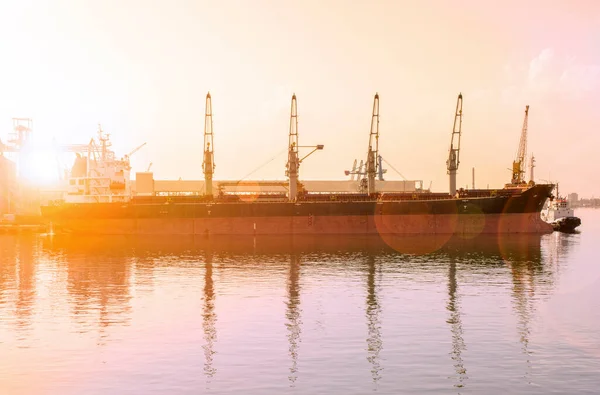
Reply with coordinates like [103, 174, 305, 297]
[203, 247, 217, 380]
[286, 254, 301, 385]
[365, 254, 383, 384]
[0, 225, 599, 394]
[446, 256, 467, 389]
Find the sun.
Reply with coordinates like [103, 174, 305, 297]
[18, 148, 61, 186]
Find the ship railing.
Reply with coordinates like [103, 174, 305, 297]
[454, 189, 524, 199]
[63, 194, 130, 204]
[378, 192, 453, 201]
[127, 189, 522, 205]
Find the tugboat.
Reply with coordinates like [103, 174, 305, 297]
[541, 185, 581, 232]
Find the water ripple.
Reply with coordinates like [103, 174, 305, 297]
[0, 209, 599, 394]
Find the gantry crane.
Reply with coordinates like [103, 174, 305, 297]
[446, 93, 463, 196]
[510, 105, 529, 186]
[202, 92, 215, 197]
[365, 93, 380, 195]
[345, 156, 387, 182]
[345, 159, 364, 181]
[285, 94, 323, 202]
[351, 159, 359, 181]
[0, 118, 33, 155]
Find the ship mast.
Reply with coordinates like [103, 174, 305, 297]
[446, 93, 463, 196]
[529, 154, 535, 185]
[511, 105, 529, 186]
[202, 92, 215, 197]
[366, 93, 380, 195]
[97, 124, 111, 162]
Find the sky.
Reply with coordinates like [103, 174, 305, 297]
[0, 0, 599, 197]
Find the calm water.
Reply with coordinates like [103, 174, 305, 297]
[1, 209, 599, 395]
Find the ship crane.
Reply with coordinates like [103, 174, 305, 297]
[510, 105, 529, 186]
[285, 93, 323, 202]
[446, 93, 463, 196]
[345, 94, 381, 192]
[125, 142, 147, 159]
[365, 93, 380, 195]
[366, 93, 381, 195]
[202, 92, 215, 197]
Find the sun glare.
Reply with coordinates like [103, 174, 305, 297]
[18, 148, 61, 186]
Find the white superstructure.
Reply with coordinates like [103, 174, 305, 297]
[64, 126, 135, 203]
[541, 197, 574, 222]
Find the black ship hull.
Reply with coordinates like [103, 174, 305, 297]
[40, 184, 554, 236]
[550, 216, 581, 233]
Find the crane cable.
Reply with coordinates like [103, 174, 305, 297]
[380, 156, 407, 181]
[235, 150, 407, 183]
[236, 147, 288, 182]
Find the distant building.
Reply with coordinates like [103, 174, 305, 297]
[567, 193, 579, 203]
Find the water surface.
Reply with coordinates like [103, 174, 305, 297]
[1, 209, 599, 394]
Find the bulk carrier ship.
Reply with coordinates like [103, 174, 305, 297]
[40, 93, 555, 235]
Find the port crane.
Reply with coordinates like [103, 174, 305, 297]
[348, 159, 361, 181]
[345, 155, 387, 182]
[446, 93, 463, 196]
[202, 92, 215, 197]
[346, 159, 365, 181]
[1, 118, 88, 181]
[509, 105, 529, 186]
[285, 94, 323, 202]
[0, 118, 33, 154]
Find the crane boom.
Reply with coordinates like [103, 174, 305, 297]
[286, 94, 300, 202]
[127, 142, 147, 157]
[511, 105, 529, 185]
[366, 93, 380, 195]
[446, 93, 463, 195]
[202, 92, 215, 197]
